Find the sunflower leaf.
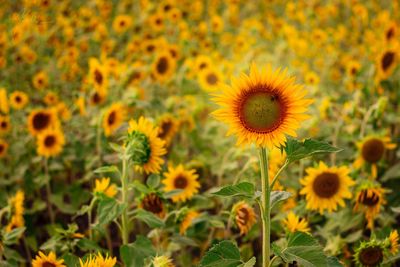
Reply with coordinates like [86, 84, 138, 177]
[283, 137, 342, 163]
[212, 182, 255, 198]
[133, 209, 165, 228]
[270, 191, 292, 209]
[199, 240, 243, 267]
[96, 197, 127, 226]
[93, 165, 120, 175]
[120, 236, 156, 267]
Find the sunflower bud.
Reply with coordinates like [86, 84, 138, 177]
[125, 131, 151, 165]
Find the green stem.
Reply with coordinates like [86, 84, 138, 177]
[270, 160, 289, 190]
[259, 147, 270, 267]
[87, 198, 97, 241]
[44, 158, 55, 224]
[121, 153, 129, 245]
[269, 255, 278, 267]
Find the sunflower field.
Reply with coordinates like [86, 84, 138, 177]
[0, 0, 400, 266]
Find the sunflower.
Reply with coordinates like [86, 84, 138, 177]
[354, 240, 386, 267]
[112, 15, 132, 34]
[162, 164, 200, 203]
[9, 90, 29, 110]
[0, 138, 8, 158]
[88, 58, 108, 92]
[0, 115, 10, 134]
[376, 47, 398, 80]
[179, 210, 200, 234]
[32, 251, 66, 267]
[102, 102, 126, 136]
[387, 230, 399, 254]
[384, 21, 398, 42]
[304, 71, 320, 86]
[232, 201, 257, 235]
[27, 109, 58, 136]
[354, 135, 396, 179]
[89, 90, 106, 106]
[36, 128, 65, 157]
[198, 68, 224, 92]
[354, 182, 386, 229]
[140, 192, 165, 218]
[0, 88, 9, 114]
[346, 60, 361, 76]
[33, 71, 49, 90]
[79, 253, 116, 267]
[6, 190, 24, 232]
[157, 113, 179, 146]
[148, 13, 164, 32]
[211, 64, 312, 148]
[283, 211, 310, 233]
[127, 117, 167, 174]
[152, 52, 176, 82]
[194, 55, 212, 72]
[152, 255, 175, 267]
[93, 178, 117, 198]
[44, 91, 59, 106]
[300, 162, 355, 213]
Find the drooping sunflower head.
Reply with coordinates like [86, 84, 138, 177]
[211, 64, 312, 148]
[93, 177, 117, 198]
[0, 138, 8, 157]
[232, 201, 257, 235]
[354, 240, 387, 267]
[127, 117, 167, 174]
[152, 255, 175, 267]
[179, 210, 200, 235]
[300, 161, 355, 214]
[102, 102, 126, 137]
[28, 108, 58, 136]
[162, 164, 200, 203]
[157, 113, 179, 146]
[354, 182, 387, 229]
[152, 52, 176, 82]
[140, 192, 165, 218]
[36, 128, 65, 158]
[10, 90, 29, 110]
[283, 211, 310, 233]
[32, 251, 66, 267]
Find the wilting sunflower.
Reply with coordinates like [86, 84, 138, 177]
[354, 240, 386, 267]
[211, 64, 312, 148]
[354, 182, 386, 229]
[93, 177, 117, 198]
[140, 192, 165, 218]
[354, 135, 396, 179]
[179, 210, 200, 235]
[127, 117, 167, 174]
[376, 47, 398, 80]
[283, 211, 310, 233]
[162, 164, 200, 202]
[387, 230, 399, 254]
[152, 52, 176, 82]
[232, 201, 257, 235]
[102, 102, 126, 136]
[0, 115, 10, 134]
[32, 251, 66, 267]
[157, 113, 179, 146]
[88, 58, 108, 92]
[27, 108, 58, 136]
[79, 253, 116, 267]
[36, 128, 65, 157]
[32, 71, 49, 90]
[9, 90, 29, 110]
[300, 162, 355, 213]
[152, 255, 175, 267]
[198, 68, 224, 92]
[0, 138, 8, 157]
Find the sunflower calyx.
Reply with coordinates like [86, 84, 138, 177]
[125, 131, 151, 165]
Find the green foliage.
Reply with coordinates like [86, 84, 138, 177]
[270, 191, 292, 209]
[120, 236, 156, 267]
[133, 209, 165, 228]
[212, 182, 255, 198]
[96, 196, 127, 226]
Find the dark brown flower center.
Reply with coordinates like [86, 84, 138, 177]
[156, 57, 168, 74]
[0, 144, 4, 153]
[107, 111, 116, 125]
[33, 113, 50, 130]
[94, 69, 103, 85]
[92, 92, 102, 104]
[238, 88, 287, 133]
[158, 120, 172, 139]
[206, 73, 218, 85]
[44, 135, 56, 147]
[359, 189, 380, 207]
[142, 193, 163, 214]
[381, 51, 395, 71]
[386, 27, 394, 40]
[146, 44, 155, 53]
[312, 172, 340, 198]
[42, 262, 56, 267]
[199, 63, 207, 70]
[361, 138, 385, 163]
[174, 175, 188, 189]
[1, 121, 8, 129]
[359, 246, 383, 266]
[15, 96, 22, 103]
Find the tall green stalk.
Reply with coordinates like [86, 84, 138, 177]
[121, 153, 129, 245]
[259, 147, 270, 267]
